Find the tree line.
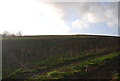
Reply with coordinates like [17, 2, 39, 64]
[0, 31, 22, 37]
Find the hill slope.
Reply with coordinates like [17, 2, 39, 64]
[2, 35, 120, 80]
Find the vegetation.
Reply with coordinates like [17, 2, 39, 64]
[1, 31, 22, 37]
[47, 71, 64, 79]
[112, 73, 120, 79]
[36, 52, 120, 79]
[2, 35, 119, 80]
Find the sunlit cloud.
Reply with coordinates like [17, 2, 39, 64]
[50, 2, 118, 29]
[0, 0, 70, 35]
[0, 1, 118, 36]
[72, 19, 89, 30]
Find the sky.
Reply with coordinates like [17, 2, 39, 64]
[0, 0, 119, 36]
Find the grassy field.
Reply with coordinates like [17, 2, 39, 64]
[2, 35, 120, 80]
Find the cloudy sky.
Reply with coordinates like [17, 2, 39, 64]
[0, 0, 118, 36]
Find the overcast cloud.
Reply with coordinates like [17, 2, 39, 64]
[48, 2, 118, 30]
[0, 1, 118, 35]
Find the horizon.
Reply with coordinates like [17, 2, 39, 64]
[1, 32, 119, 37]
[0, 1, 119, 36]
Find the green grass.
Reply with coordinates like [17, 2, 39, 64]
[34, 47, 110, 68]
[112, 73, 120, 79]
[36, 52, 120, 79]
[5, 68, 38, 79]
[35, 53, 95, 66]
[2, 35, 119, 79]
[7, 51, 120, 79]
[6, 68, 22, 78]
[47, 71, 64, 79]
[5, 53, 96, 79]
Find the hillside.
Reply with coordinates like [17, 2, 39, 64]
[2, 35, 120, 80]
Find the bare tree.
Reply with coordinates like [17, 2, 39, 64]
[2, 31, 22, 37]
[2, 31, 10, 37]
[16, 31, 22, 36]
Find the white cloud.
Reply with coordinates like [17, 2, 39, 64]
[82, 13, 98, 23]
[72, 19, 89, 30]
[0, 0, 70, 35]
[0, 1, 118, 35]
[49, 2, 118, 30]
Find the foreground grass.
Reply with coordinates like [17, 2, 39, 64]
[112, 73, 120, 80]
[4, 51, 120, 80]
[36, 52, 120, 80]
[3, 35, 118, 79]
[4, 52, 98, 79]
[5, 48, 112, 79]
